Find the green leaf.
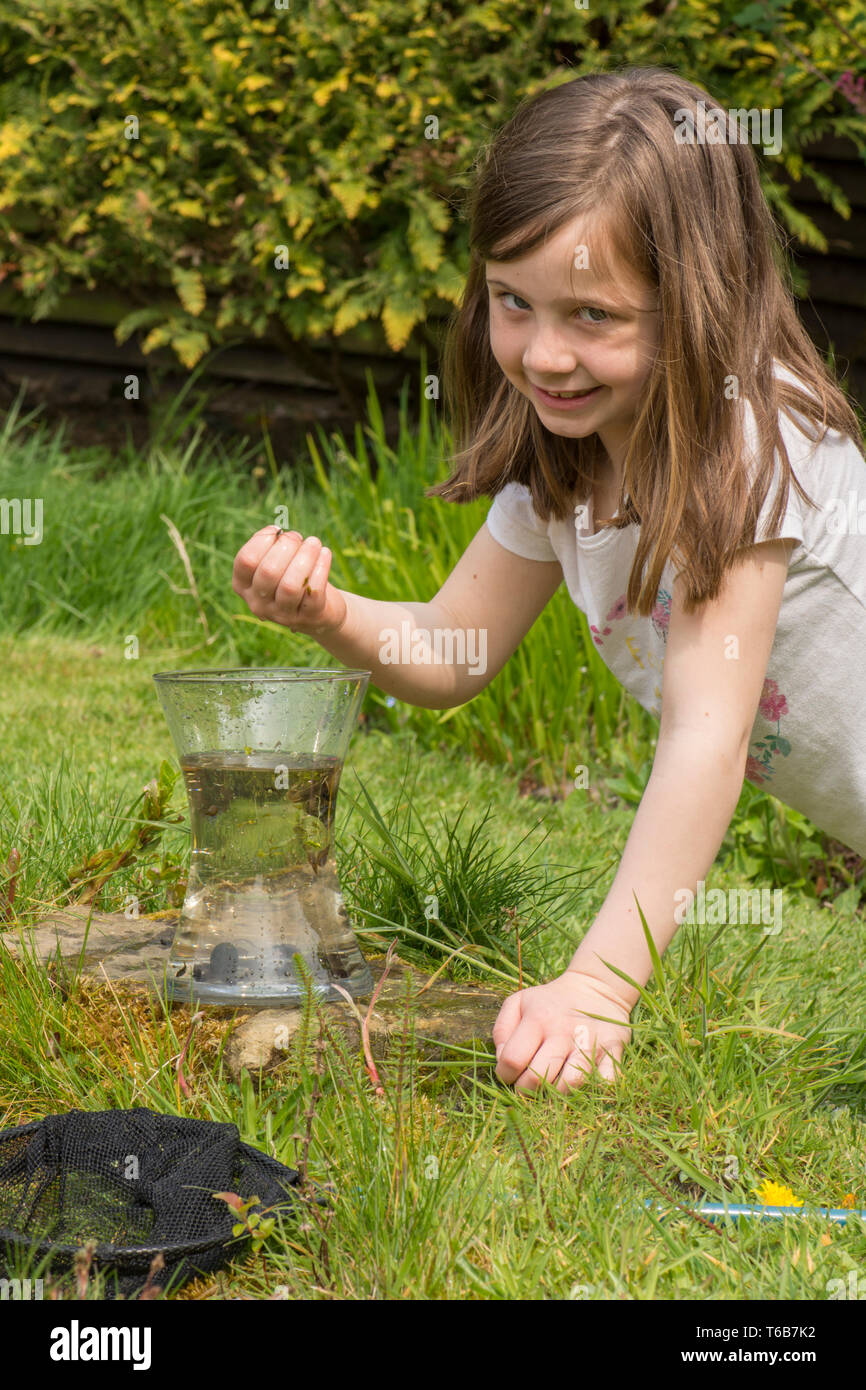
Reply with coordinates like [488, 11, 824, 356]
[832, 883, 862, 918]
[381, 291, 424, 351]
[627, 1118, 725, 1201]
[172, 199, 206, 220]
[171, 329, 211, 368]
[635, 891, 667, 995]
[114, 306, 168, 345]
[407, 202, 444, 272]
[172, 267, 206, 316]
[333, 293, 377, 336]
[331, 179, 372, 219]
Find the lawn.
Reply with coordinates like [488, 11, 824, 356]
[1, 382, 865, 1300]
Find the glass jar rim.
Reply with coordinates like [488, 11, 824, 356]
[152, 667, 371, 683]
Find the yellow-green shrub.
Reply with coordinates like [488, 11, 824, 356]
[0, 0, 863, 368]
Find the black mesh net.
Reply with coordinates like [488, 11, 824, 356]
[0, 1107, 303, 1299]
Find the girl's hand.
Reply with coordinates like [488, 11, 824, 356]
[232, 526, 348, 636]
[492, 969, 633, 1095]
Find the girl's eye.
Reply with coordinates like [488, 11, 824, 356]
[497, 292, 608, 323]
[576, 305, 609, 323]
[499, 291, 531, 312]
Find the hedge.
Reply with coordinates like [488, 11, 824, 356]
[0, 0, 864, 369]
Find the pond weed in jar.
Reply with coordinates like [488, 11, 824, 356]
[169, 750, 373, 1005]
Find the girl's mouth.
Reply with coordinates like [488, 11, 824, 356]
[532, 384, 604, 410]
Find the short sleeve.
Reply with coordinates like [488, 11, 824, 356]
[485, 481, 558, 561]
[739, 389, 809, 550]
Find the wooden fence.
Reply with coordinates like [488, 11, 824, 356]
[777, 133, 866, 407]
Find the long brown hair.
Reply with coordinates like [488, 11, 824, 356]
[426, 66, 862, 616]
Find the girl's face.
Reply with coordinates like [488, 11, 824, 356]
[486, 214, 660, 476]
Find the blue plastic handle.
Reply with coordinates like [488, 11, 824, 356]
[644, 1199, 866, 1224]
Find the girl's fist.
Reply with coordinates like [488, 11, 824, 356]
[492, 969, 633, 1095]
[232, 526, 348, 636]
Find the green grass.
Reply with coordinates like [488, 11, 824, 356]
[1, 375, 865, 1300]
[2, 363, 862, 914]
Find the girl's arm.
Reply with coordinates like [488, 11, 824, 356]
[570, 536, 795, 995]
[495, 537, 795, 1093]
[233, 520, 563, 711]
[316, 520, 564, 709]
[567, 734, 750, 1003]
[492, 741, 748, 1095]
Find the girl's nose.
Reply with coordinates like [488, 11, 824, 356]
[523, 336, 580, 377]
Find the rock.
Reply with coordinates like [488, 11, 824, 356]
[0, 905, 180, 988]
[3, 907, 508, 1081]
[224, 1003, 392, 1080]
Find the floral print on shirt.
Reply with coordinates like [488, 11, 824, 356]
[651, 588, 672, 643]
[745, 678, 791, 786]
[587, 588, 790, 788]
[590, 586, 672, 648]
[589, 595, 625, 646]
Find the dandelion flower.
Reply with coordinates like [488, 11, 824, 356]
[754, 1178, 803, 1207]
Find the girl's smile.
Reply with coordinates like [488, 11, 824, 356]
[531, 382, 605, 410]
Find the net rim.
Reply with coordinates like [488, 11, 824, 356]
[0, 1124, 304, 1269]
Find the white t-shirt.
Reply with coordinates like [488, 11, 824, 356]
[484, 365, 866, 857]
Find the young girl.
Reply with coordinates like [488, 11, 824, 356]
[232, 67, 866, 1098]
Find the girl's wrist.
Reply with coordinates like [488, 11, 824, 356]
[565, 953, 644, 1011]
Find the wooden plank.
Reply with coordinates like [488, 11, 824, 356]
[777, 159, 866, 208]
[0, 317, 425, 397]
[791, 256, 866, 307]
[796, 300, 866, 359]
[0, 354, 388, 453]
[796, 134, 866, 162]
[0, 285, 446, 360]
[0, 318, 325, 388]
[782, 205, 866, 258]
